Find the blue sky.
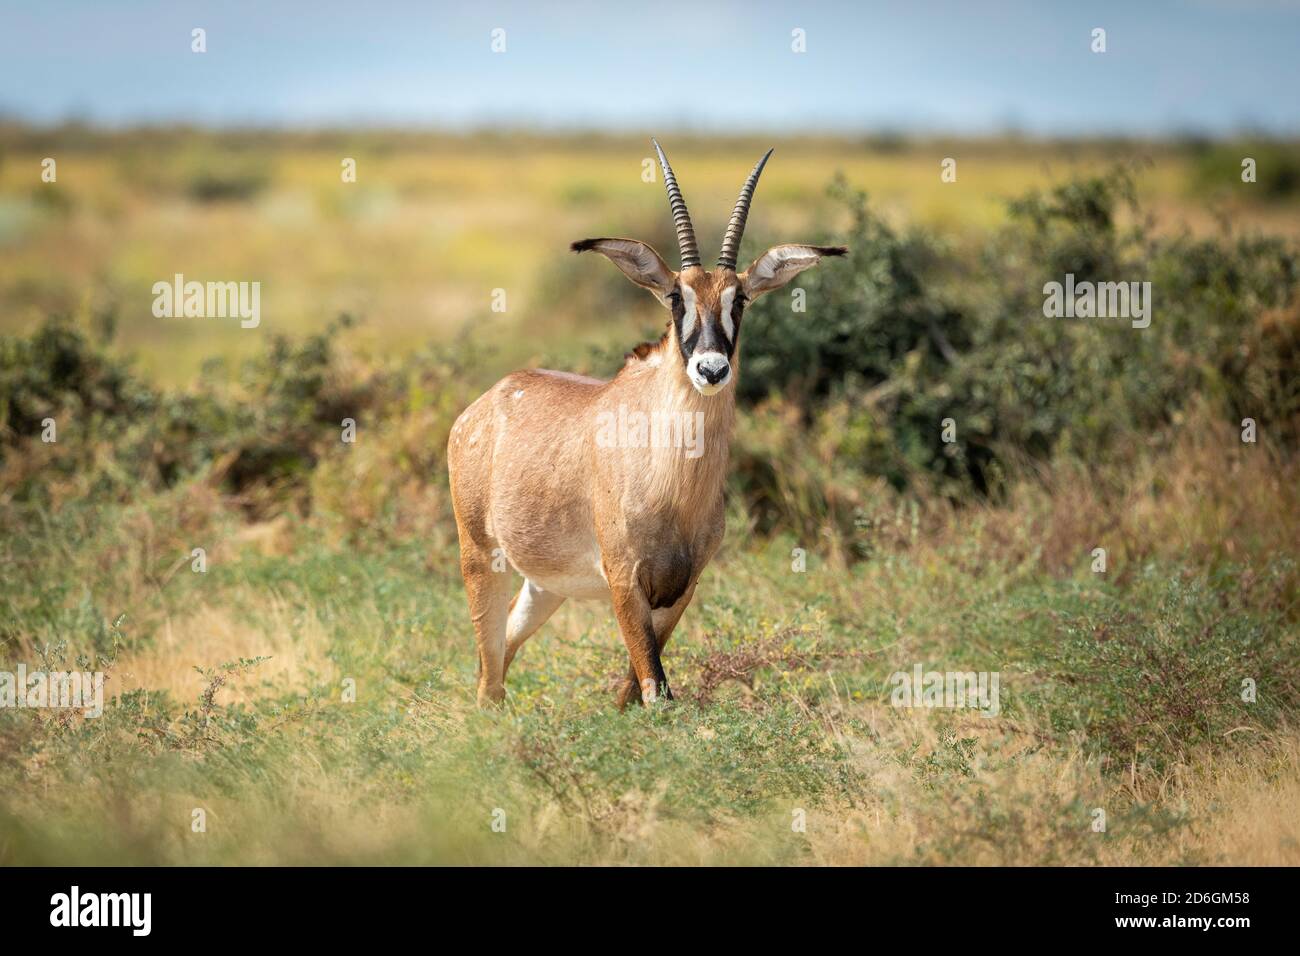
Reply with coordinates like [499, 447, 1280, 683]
[2, 0, 1298, 135]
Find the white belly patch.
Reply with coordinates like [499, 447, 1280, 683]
[526, 572, 609, 601]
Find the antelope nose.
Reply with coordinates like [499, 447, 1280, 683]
[697, 356, 729, 384]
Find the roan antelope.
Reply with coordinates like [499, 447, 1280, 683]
[448, 139, 846, 708]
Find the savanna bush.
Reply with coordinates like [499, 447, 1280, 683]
[4, 169, 1296, 545]
[1, 314, 381, 509]
[734, 167, 1300, 538]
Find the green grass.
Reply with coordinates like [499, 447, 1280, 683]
[2, 482, 1296, 865]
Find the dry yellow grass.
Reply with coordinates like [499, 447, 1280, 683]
[4, 130, 1291, 384]
[115, 594, 339, 705]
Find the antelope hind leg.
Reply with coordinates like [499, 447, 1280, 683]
[459, 548, 514, 707]
[502, 579, 566, 679]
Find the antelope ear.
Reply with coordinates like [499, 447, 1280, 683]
[571, 238, 676, 297]
[739, 244, 847, 299]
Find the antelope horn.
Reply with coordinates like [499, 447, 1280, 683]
[717, 148, 774, 271]
[651, 138, 700, 270]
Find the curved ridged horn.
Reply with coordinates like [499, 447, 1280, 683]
[651, 138, 700, 269]
[717, 148, 774, 271]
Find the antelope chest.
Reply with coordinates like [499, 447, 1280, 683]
[624, 509, 723, 609]
[634, 541, 696, 610]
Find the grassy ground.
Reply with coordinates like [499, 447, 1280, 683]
[1, 128, 1298, 865]
[2, 405, 1297, 865]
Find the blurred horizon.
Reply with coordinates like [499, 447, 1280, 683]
[8, 122, 1298, 144]
[3, 0, 1299, 138]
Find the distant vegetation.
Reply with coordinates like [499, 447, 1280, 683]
[8, 165, 1296, 530]
[3, 126, 1297, 384]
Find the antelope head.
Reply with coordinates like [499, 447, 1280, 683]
[572, 139, 847, 396]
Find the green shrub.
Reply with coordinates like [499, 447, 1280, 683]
[1190, 141, 1300, 201]
[734, 167, 1300, 533]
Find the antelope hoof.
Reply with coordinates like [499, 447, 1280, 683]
[616, 678, 642, 710]
[640, 678, 659, 704]
[476, 682, 507, 709]
[637, 676, 676, 707]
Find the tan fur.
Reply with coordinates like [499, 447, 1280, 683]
[448, 157, 845, 708]
[448, 279, 730, 707]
